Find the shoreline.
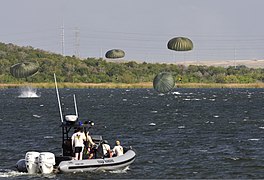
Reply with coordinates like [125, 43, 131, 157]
[0, 82, 264, 89]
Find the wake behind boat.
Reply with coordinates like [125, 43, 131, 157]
[15, 74, 136, 174]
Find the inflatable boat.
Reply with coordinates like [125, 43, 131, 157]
[54, 118, 136, 173]
[16, 132, 136, 174]
[58, 149, 136, 173]
[15, 74, 136, 174]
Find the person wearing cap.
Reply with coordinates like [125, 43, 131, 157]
[112, 140, 123, 157]
[102, 140, 112, 158]
[71, 127, 86, 160]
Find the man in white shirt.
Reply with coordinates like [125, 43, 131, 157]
[112, 140, 123, 156]
[102, 140, 112, 158]
[71, 128, 86, 160]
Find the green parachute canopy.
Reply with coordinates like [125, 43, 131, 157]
[167, 37, 193, 51]
[10, 62, 39, 78]
[105, 49, 125, 59]
[153, 72, 175, 93]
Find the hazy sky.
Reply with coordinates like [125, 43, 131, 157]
[1, 0, 264, 63]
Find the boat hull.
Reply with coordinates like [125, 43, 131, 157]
[58, 149, 136, 173]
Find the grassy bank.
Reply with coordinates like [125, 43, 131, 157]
[1, 82, 264, 89]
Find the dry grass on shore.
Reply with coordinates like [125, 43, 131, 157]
[176, 83, 264, 88]
[1, 82, 264, 89]
[0, 82, 153, 89]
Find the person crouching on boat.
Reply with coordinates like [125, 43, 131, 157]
[71, 127, 86, 160]
[102, 140, 112, 158]
[112, 140, 123, 157]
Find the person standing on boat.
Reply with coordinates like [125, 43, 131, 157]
[102, 140, 112, 158]
[71, 127, 86, 160]
[85, 131, 96, 159]
[85, 131, 95, 147]
[112, 140, 123, 156]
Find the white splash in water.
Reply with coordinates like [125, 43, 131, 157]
[0, 169, 27, 178]
[171, 91, 181, 95]
[248, 138, 260, 141]
[44, 136, 54, 139]
[205, 121, 215, 124]
[198, 149, 208, 153]
[18, 86, 40, 98]
[178, 126, 185, 129]
[33, 114, 41, 118]
[110, 166, 129, 173]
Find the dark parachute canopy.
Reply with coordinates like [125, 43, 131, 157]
[10, 62, 39, 78]
[105, 49, 125, 59]
[167, 37, 193, 51]
[153, 72, 175, 93]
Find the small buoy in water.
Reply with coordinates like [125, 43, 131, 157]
[149, 123, 156, 126]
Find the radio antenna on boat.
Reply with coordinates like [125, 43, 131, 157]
[73, 94, 78, 118]
[54, 73, 64, 122]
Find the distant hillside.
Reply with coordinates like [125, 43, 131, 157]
[0, 42, 263, 84]
[176, 59, 264, 68]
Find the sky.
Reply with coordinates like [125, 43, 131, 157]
[1, 0, 264, 63]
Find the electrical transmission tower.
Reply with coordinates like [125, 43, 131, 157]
[61, 23, 65, 56]
[74, 27, 80, 58]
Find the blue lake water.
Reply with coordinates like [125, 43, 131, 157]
[0, 88, 264, 179]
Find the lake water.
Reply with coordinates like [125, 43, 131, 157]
[0, 88, 264, 179]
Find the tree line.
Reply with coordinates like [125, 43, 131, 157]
[0, 42, 263, 84]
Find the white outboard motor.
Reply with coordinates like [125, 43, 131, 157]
[38, 152, 55, 174]
[25, 151, 40, 174]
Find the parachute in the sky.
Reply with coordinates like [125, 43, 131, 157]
[105, 49, 125, 59]
[167, 37, 193, 51]
[153, 72, 175, 93]
[10, 62, 39, 78]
